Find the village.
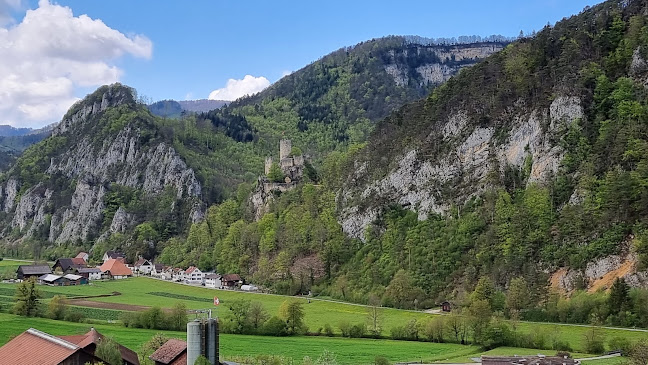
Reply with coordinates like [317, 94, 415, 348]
[12, 250, 256, 292]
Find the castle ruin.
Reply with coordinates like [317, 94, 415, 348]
[264, 139, 304, 182]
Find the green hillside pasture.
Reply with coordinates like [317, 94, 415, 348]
[0, 259, 26, 268]
[0, 312, 476, 364]
[1, 278, 648, 354]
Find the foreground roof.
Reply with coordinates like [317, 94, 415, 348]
[0, 328, 83, 365]
[149, 338, 187, 364]
[222, 273, 241, 282]
[60, 328, 140, 365]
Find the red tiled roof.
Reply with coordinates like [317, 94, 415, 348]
[60, 328, 140, 365]
[75, 252, 88, 259]
[71, 257, 87, 265]
[0, 328, 83, 365]
[149, 339, 187, 364]
[185, 266, 197, 274]
[99, 259, 133, 276]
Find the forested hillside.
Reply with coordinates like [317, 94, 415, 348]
[155, 0, 648, 328]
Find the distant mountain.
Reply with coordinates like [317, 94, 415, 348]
[0, 125, 32, 137]
[178, 99, 228, 113]
[148, 99, 228, 118]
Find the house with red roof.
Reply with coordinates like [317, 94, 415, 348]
[185, 266, 204, 284]
[59, 328, 139, 365]
[99, 258, 133, 279]
[150, 338, 187, 365]
[134, 257, 154, 275]
[0, 328, 102, 365]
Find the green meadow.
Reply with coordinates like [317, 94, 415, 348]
[0, 277, 647, 360]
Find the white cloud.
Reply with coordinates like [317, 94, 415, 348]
[281, 70, 293, 77]
[0, 0, 153, 128]
[208, 75, 270, 101]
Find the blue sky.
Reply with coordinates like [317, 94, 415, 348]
[1, 0, 602, 127]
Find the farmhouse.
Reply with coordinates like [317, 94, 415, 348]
[99, 258, 133, 279]
[0, 328, 102, 365]
[134, 258, 154, 275]
[75, 251, 89, 262]
[172, 268, 186, 282]
[204, 273, 222, 288]
[76, 267, 102, 280]
[222, 273, 242, 288]
[52, 258, 86, 274]
[149, 338, 187, 365]
[16, 264, 51, 280]
[185, 266, 204, 284]
[59, 328, 140, 365]
[103, 250, 126, 263]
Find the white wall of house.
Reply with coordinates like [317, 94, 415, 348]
[205, 276, 222, 288]
[136, 263, 153, 275]
[88, 272, 101, 280]
[186, 268, 204, 284]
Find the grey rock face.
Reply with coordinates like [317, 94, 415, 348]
[2, 87, 203, 244]
[339, 95, 584, 241]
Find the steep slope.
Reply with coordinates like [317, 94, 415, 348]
[220, 36, 506, 159]
[0, 84, 203, 257]
[337, 0, 648, 291]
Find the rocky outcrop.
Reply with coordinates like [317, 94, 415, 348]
[383, 43, 505, 88]
[0, 84, 203, 244]
[339, 96, 584, 241]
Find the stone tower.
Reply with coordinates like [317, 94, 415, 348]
[264, 156, 273, 175]
[279, 139, 292, 160]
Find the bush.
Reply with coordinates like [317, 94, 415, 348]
[339, 321, 351, 337]
[374, 356, 390, 365]
[263, 316, 287, 336]
[64, 311, 85, 323]
[609, 336, 632, 355]
[324, 323, 334, 337]
[349, 323, 366, 338]
[584, 328, 605, 354]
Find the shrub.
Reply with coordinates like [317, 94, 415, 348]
[584, 328, 605, 354]
[339, 321, 351, 337]
[64, 311, 85, 323]
[349, 323, 366, 338]
[324, 323, 334, 337]
[374, 356, 390, 365]
[263, 316, 287, 336]
[608, 336, 632, 355]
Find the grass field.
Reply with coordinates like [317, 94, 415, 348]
[0, 259, 27, 267]
[0, 277, 647, 356]
[0, 312, 479, 364]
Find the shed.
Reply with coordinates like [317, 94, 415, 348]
[38, 274, 65, 286]
[222, 273, 242, 288]
[63, 273, 87, 285]
[17, 265, 52, 280]
[441, 301, 452, 312]
[0, 328, 101, 365]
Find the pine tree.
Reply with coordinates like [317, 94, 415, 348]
[13, 277, 41, 317]
[608, 278, 630, 314]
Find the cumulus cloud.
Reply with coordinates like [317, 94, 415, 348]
[0, 0, 153, 128]
[208, 75, 270, 101]
[0, 0, 22, 26]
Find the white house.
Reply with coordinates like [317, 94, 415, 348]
[76, 267, 102, 280]
[172, 268, 185, 282]
[185, 266, 204, 284]
[134, 258, 154, 275]
[204, 273, 222, 288]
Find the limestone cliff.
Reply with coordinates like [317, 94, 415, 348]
[0, 84, 203, 244]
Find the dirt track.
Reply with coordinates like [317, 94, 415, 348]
[68, 299, 155, 312]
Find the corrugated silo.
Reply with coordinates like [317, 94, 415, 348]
[187, 320, 202, 365]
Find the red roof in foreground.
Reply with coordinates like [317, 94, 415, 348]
[0, 328, 85, 365]
[60, 328, 140, 365]
[99, 258, 133, 276]
[149, 338, 187, 364]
